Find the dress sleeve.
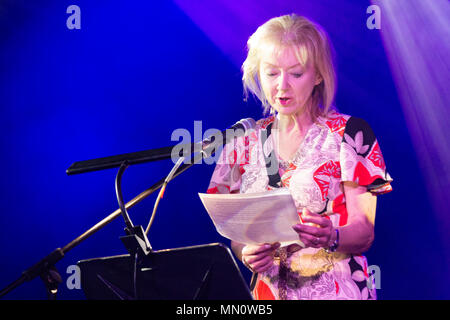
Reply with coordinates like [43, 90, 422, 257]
[340, 117, 393, 195]
[206, 136, 246, 194]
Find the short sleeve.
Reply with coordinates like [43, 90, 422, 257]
[340, 117, 393, 195]
[206, 136, 246, 194]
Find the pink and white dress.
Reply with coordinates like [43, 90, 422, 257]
[207, 111, 393, 300]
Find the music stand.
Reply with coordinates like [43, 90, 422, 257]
[77, 242, 253, 300]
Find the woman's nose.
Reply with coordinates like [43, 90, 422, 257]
[277, 72, 289, 91]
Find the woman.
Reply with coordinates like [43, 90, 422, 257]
[207, 14, 392, 300]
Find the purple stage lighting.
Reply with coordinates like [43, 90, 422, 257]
[373, 0, 450, 259]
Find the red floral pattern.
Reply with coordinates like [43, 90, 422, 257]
[325, 112, 347, 137]
[368, 141, 385, 169]
[313, 161, 341, 201]
[332, 193, 348, 226]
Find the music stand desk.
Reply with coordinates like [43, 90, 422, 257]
[77, 243, 253, 300]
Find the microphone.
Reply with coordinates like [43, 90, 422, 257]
[200, 118, 256, 151]
[229, 117, 256, 132]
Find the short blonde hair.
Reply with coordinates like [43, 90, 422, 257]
[242, 14, 337, 118]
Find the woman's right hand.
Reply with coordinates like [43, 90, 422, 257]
[241, 242, 281, 273]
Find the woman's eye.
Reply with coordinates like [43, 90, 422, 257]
[266, 72, 277, 77]
[292, 73, 303, 78]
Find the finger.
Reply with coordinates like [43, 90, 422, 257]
[301, 209, 324, 227]
[302, 207, 320, 217]
[251, 255, 274, 271]
[245, 244, 279, 264]
[298, 233, 324, 248]
[270, 242, 281, 249]
[244, 254, 274, 272]
[295, 224, 333, 249]
[244, 248, 275, 263]
[293, 227, 316, 248]
[301, 208, 325, 221]
[242, 242, 280, 256]
[242, 244, 271, 256]
[302, 215, 332, 228]
[254, 260, 274, 273]
[253, 256, 276, 273]
[292, 224, 328, 237]
[245, 252, 271, 265]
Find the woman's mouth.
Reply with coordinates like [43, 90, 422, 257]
[278, 97, 292, 105]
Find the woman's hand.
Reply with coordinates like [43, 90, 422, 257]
[292, 208, 334, 249]
[241, 242, 281, 273]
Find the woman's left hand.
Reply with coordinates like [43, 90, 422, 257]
[292, 208, 334, 248]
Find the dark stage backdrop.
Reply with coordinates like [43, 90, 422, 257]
[0, 0, 448, 300]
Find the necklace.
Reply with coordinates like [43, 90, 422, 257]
[272, 117, 315, 168]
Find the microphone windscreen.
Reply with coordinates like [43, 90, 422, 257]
[233, 118, 256, 132]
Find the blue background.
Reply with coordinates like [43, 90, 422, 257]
[0, 0, 447, 299]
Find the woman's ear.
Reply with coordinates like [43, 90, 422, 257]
[315, 73, 323, 85]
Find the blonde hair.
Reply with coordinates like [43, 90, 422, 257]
[242, 14, 337, 118]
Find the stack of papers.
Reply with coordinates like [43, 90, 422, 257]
[199, 188, 304, 246]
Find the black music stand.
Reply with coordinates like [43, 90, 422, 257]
[77, 243, 253, 300]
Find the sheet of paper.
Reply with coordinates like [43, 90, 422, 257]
[199, 188, 304, 246]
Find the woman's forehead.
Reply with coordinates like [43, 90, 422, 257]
[259, 43, 310, 68]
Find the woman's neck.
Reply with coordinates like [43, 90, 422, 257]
[272, 110, 313, 163]
[276, 109, 313, 136]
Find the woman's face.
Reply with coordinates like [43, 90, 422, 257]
[259, 45, 321, 116]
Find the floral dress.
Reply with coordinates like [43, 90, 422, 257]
[206, 111, 393, 300]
